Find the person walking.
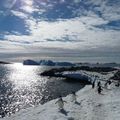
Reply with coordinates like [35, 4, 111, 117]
[97, 81, 101, 87]
[92, 80, 95, 89]
[71, 91, 77, 103]
[55, 96, 67, 110]
[97, 85, 103, 94]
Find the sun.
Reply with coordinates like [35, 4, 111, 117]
[21, 0, 34, 13]
[24, 0, 33, 6]
[22, 6, 34, 13]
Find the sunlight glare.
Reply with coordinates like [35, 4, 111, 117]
[24, 0, 33, 6]
[22, 6, 34, 13]
[21, 0, 34, 13]
[9, 63, 39, 88]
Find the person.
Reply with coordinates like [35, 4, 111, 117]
[92, 80, 95, 89]
[97, 81, 101, 87]
[55, 96, 67, 110]
[97, 85, 103, 94]
[108, 80, 112, 85]
[71, 91, 77, 103]
[115, 82, 120, 87]
[104, 81, 108, 89]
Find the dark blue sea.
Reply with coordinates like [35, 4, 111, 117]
[0, 63, 84, 117]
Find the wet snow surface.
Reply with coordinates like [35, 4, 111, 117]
[2, 71, 120, 120]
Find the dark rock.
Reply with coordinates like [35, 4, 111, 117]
[111, 71, 120, 81]
[23, 60, 39, 65]
[0, 61, 11, 64]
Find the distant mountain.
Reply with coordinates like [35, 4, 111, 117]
[23, 60, 39, 65]
[39, 60, 55, 66]
[23, 59, 75, 66]
[0, 61, 11, 64]
[77, 62, 120, 68]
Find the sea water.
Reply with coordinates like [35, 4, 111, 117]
[0, 64, 84, 117]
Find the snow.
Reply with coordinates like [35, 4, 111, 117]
[2, 71, 120, 120]
[62, 71, 91, 82]
[62, 70, 116, 82]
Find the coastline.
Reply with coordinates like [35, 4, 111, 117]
[2, 82, 120, 120]
[2, 69, 120, 120]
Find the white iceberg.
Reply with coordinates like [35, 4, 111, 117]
[23, 60, 75, 66]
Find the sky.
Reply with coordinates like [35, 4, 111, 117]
[0, 0, 120, 62]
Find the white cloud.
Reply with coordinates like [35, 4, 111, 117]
[2, 15, 120, 53]
[80, 15, 108, 26]
[0, 0, 120, 55]
[0, 40, 26, 53]
[86, 0, 120, 21]
[11, 10, 28, 19]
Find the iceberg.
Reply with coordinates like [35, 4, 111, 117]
[39, 60, 55, 66]
[23, 59, 75, 66]
[23, 59, 39, 65]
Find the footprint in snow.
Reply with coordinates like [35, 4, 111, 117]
[95, 103, 102, 107]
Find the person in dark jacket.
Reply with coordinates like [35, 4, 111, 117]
[108, 80, 112, 85]
[115, 82, 120, 87]
[97, 85, 103, 94]
[97, 81, 101, 87]
[92, 80, 95, 89]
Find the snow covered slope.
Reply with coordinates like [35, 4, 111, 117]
[2, 78, 120, 120]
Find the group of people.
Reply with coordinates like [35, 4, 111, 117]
[92, 79, 103, 94]
[55, 78, 120, 110]
[92, 78, 120, 94]
[92, 79, 111, 94]
[55, 91, 77, 110]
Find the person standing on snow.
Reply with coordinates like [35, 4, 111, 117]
[55, 96, 67, 110]
[71, 91, 77, 103]
[97, 85, 103, 94]
[97, 81, 101, 87]
[104, 81, 108, 89]
[108, 80, 112, 85]
[115, 81, 120, 87]
[92, 80, 95, 89]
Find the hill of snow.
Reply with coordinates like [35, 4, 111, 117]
[2, 71, 120, 120]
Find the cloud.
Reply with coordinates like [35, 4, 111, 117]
[11, 10, 28, 19]
[86, 0, 120, 21]
[3, 0, 17, 9]
[0, 0, 119, 56]
[2, 16, 119, 53]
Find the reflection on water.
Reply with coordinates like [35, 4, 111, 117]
[0, 64, 84, 118]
